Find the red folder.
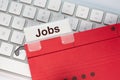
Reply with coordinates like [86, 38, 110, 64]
[25, 24, 120, 80]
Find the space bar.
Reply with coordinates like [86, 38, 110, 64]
[0, 56, 31, 77]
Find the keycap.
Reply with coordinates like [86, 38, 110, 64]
[104, 13, 118, 25]
[23, 5, 36, 19]
[0, 26, 11, 41]
[62, 2, 75, 15]
[13, 46, 26, 60]
[37, 9, 50, 22]
[0, 13, 12, 27]
[76, 5, 89, 19]
[11, 16, 25, 30]
[93, 23, 105, 29]
[34, 0, 47, 8]
[9, 2, 23, 15]
[51, 12, 64, 21]
[26, 20, 40, 27]
[0, 0, 9, 11]
[0, 74, 17, 80]
[20, 0, 32, 4]
[79, 20, 93, 32]
[90, 9, 104, 23]
[11, 30, 24, 44]
[0, 56, 31, 77]
[68, 17, 79, 31]
[48, 0, 61, 11]
[0, 42, 13, 56]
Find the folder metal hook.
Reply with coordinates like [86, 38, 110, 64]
[14, 46, 24, 56]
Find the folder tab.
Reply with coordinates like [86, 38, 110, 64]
[61, 33, 74, 44]
[27, 41, 41, 52]
[24, 19, 72, 42]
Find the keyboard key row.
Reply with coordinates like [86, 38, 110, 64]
[0, 42, 26, 60]
[0, 0, 119, 25]
[0, 56, 30, 77]
[4, 1, 118, 25]
[0, 12, 118, 33]
[0, 12, 26, 30]
[0, 26, 24, 44]
[22, 5, 119, 25]
[25, 2, 119, 24]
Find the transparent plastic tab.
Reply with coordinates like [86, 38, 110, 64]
[61, 33, 74, 44]
[27, 41, 41, 52]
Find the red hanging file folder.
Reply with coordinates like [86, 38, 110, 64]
[24, 24, 120, 80]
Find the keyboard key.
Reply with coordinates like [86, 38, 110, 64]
[104, 13, 118, 25]
[0, 56, 31, 77]
[62, 2, 75, 15]
[79, 20, 93, 32]
[51, 12, 64, 21]
[37, 9, 50, 22]
[93, 23, 105, 29]
[20, 0, 32, 4]
[0, 26, 11, 41]
[23, 5, 36, 19]
[11, 16, 25, 30]
[0, 13, 12, 27]
[48, 0, 61, 11]
[13, 46, 26, 60]
[26, 20, 40, 27]
[0, 0, 9, 11]
[34, 0, 47, 8]
[0, 42, 13, 56]
[9, 2, 23, 15]
[68, 17, 79, 31]
[76, 5, 89, 19]
[11, 30, 24, 44]
[90, 9, 104, 23]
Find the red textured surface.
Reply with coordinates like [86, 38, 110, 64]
[25, 24, 120, 80]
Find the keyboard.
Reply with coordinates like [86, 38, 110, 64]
[0, 0, 119, 77]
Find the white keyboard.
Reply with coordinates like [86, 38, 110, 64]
[0, 0, 119, 77]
